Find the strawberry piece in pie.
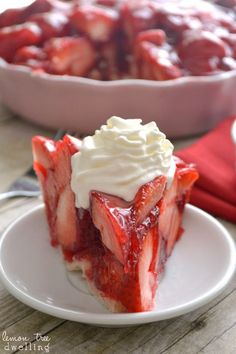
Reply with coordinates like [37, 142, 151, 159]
[178, 30, 228, 75]
[135, 40, 182, 81]
[32, 117, 198, 312]
[70, 5, 119, 43]
[0, 22, 42, 62]
[28, 12, 69, 42]
[0, 0, 71, 28]
[44, 36, 96, 76]
[32, 134, 80, 252]
[13, 45, 47, 72]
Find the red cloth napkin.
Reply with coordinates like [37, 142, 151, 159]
[176, 116, 236, 223]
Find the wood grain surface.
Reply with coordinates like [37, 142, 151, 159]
[0, 103, 235, 354]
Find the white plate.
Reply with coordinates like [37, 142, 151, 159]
[0, 204, 235, 327]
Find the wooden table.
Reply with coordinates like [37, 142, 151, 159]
[0, 104, 235, 354]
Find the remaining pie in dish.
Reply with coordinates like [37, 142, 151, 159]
[1, 0, 236, 79]
[32, 117, 198, 312]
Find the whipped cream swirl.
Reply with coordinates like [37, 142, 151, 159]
[71, 116, 175, 209]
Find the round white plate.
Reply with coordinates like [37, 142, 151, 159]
[0, 204, 235, 327]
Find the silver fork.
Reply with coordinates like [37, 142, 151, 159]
[0, 129, 78, 202]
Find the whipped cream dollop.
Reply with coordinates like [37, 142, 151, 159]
[71, 116, 175, 209]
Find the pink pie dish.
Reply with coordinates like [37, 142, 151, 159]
[1, 58, 236, 138]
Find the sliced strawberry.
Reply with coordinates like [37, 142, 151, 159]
[0, 8, 23, 28]
[13, 45, 47, 71]
[53, 140, 73, 192]
[33, 161, 47, 181]
[52, 137, 80, 253]
[63, 135, 82, 155]
[157, 11, 202, 39]
[136, 29, 166, 47]
[159, 158, 199, 256]
[32, 136, 58, 243]
[22, 0, 71, 19]
[159, 174, 181, 256]
[159, 173, 178, 239]
[32, 136, 55, 170]
[32, 134, 80, 251]
[165, 204, 182, 256]
[44, 36, 96, 76]
[178, 30, 228, 75]
[177, 167, 199, 195]
[209, 8, 236, 33]
[91, 191, 130, 265]
[174, 156, 199, 196]
[0, 0, 53, 28]
[133, 175, 167, 225]
[13, 45, 46, 63]
[138, 227, 159, 310]
[136, 41, 182, 80]
[91, 176, 166, 266]
[121, 1, 158, 44]
[29, 12, 69, 41]
[23, 0, 55, 19]
[70, 5, 119, 42]
[56, 185, 78, 251]
[0, 0, 71, 28]
[0, 22, 42, 62]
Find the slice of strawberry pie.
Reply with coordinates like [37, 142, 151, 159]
[32, 117, 198, 312]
